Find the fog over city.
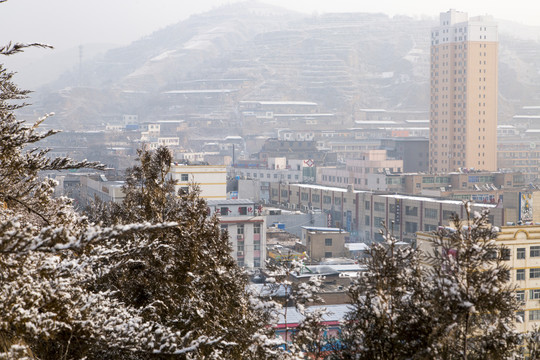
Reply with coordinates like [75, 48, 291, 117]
[3, 0, 540, 358]
[2, 0, 540, 49]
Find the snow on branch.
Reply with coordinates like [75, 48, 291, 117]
[0, 42, 52, 56]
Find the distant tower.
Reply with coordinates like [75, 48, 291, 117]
[429, 10, 498, 173]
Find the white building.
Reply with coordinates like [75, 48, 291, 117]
[170, 164, 227, 200]
[208, 199, 267, 268]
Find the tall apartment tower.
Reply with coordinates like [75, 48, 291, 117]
[429, 10, 498, 173]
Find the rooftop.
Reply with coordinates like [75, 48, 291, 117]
[302, 226, 348, 233]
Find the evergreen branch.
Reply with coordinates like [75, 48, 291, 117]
[4, 194, 51, 226]
[0, 42, 52, 56]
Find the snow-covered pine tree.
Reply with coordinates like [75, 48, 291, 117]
[519, 326, 540, 359]
[425, 203, 521, 360]
[0, 36, 285, 358]
[337, 223, 434, 360]
[0, 44, 183, 358]
[86, 147, 287, 359]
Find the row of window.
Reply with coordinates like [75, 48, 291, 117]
[517, 310, 540, 322]
[516, 289, 540, 302]
[516, 268, 540, 280]
[219, 206, 253, 216]
[237, 244, 261, 251]
[245, 172, 300, 180]
[220, 223, 261, 235]
[517, 246, 540, 259]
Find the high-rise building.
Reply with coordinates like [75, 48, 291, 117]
[429, 10, 498, 173]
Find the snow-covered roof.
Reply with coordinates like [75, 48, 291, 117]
[273, 113, 335, 117]
[163, 89, 237, 94]
[294, 183, 367, 193]
[355, 120, 397, 124]
[240, 101, 318, 106]
[302, 226, 346, 233]
[248, 283, 290, 298]
[514, 115, 540, 119]
[276, 304, 352, 326]
[207, 199, 255, 206]
[345, 242, 369, 251]
[379, 193, 497, 207]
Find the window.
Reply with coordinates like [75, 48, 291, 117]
[324, 252, 332, 258]
[374, 217, 385, 228]
[254, 224, 261, 234]
[530, 268, 540, 279]
[530, 289, 540, 300]
[325, 238, 332, 246]
[237, 224, 244, 235]
[180, 173, 189, 181]
[443, 210, 455, 220]
[517, 311, 525, 322]
[374, 202, 385, 212]
[531, 246, 540, 257]
[530, 310, 540, 321]
[425, 208, 438, 219]
[405, 206, 418, 216]
[365, 216, 370, 226]
[365, 201, 370, 210]
[281, 190, 288, 198]
[220, 207, 229, 216]
[516, 269, 525, 281]
[517, 290, 526, 302]
[424, 224, 438, 232]
[254, 244, 261, 250]
[323, 196, 332, 204]
[220, 224, 228, 233]
[517, 248, 526, 260]
[312, 194, 320, 202]
[237, 244, 244, 252]
[405, 222, 418, 234]
[239, 207, 247, 215]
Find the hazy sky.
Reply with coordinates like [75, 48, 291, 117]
[1, 0, 540, 51]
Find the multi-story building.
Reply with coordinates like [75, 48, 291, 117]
[417, 225, 540, 332]
[429, 9, 498, 172]
[317, 150, 403, 191]
[384, 171, 525, 197]
[207, 199, 266, 268]
[300, 226, 349, 261]
[170, 164, 227, 200]
[498, 138, 540, 182]
[269, 182, 505, 244]
[76, 174, 125, 207]
[231, 158, 307, 201]
[380, 137, 429, 173]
